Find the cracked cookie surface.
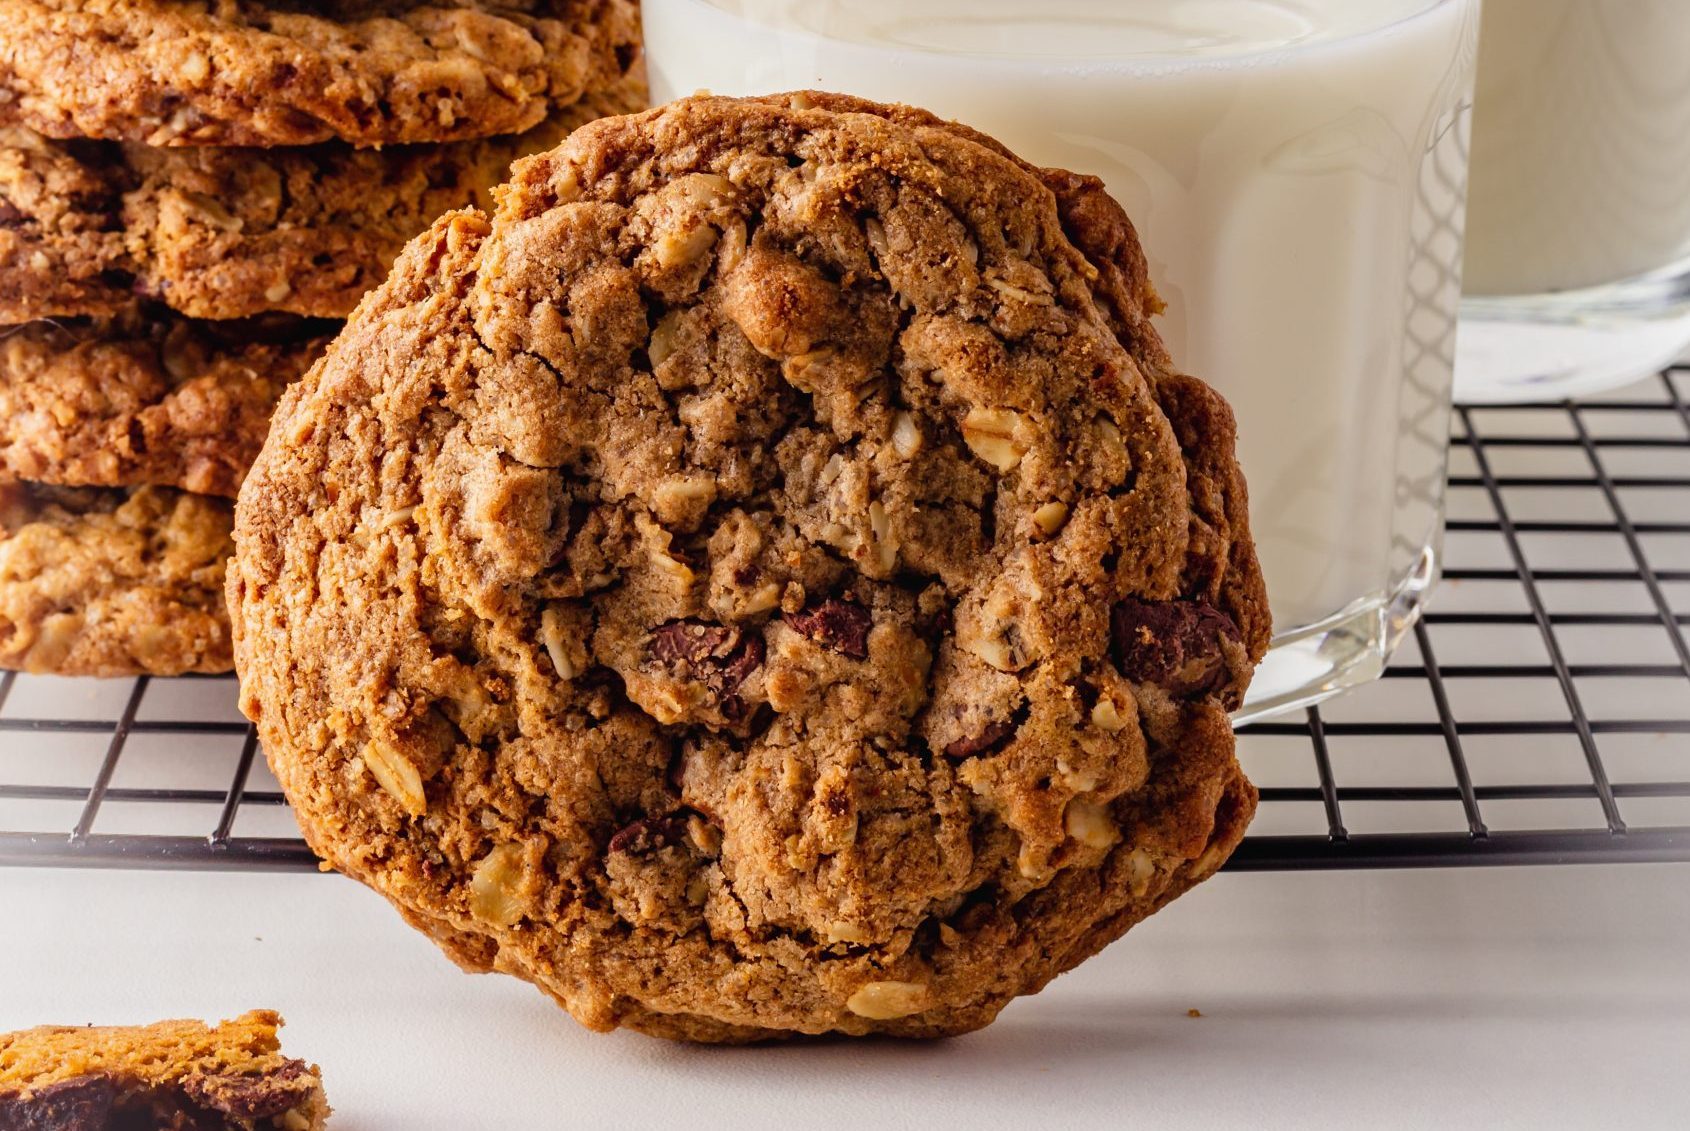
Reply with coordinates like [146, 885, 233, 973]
[0, 311, 333, 497]
[0, 479, 233, 675]
[0, 77, 648, 322]
[230, 93, 1268, 1041]
[0, 0, 641, 149]
[0, 1010, 328, 1131]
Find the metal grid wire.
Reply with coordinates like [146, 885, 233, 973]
[2, 370, 1688, 872]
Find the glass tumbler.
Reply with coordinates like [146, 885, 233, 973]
[642, 0, 1481, 723]
[1457, 0, 1690, 403]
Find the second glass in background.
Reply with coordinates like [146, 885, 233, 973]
[1458, 0, 1690, 403]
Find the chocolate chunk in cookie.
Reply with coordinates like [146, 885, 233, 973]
[607, 811, 691, 855]
[231, 92, 1268, 1043]
[942, 719, 1016, 761]
[648, 618, 766, 724]
[785, 598, 872, 660]
[1111, 597, 1243, 700]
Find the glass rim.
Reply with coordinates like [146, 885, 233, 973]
[649, 0, 1475, 71]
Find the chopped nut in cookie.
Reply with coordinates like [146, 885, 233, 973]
[846, 980, 931, 1021]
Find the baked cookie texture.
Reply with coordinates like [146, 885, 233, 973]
[0, 126, 128, 322]
[0, 0, 641, 149]
[0, 312, 333, 498]
[231, 93, 1268, 1041]
[0, 479, 233, 676]
[0, 1009, 328, 1130]
[0, 76, 649, 322]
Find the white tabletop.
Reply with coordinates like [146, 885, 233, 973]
[3, 861, 1685, 1129]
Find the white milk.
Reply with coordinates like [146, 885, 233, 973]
[643, 0, 1478, 656]
[1465, 0, 1690, 297]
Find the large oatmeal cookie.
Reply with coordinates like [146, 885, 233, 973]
[0, 77, 648, 322]
[0, 0, 640, 149]
[230, 93, 1268, 1041]
[0, 479, 233, 675]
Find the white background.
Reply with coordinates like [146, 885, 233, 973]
[3, 862, 1686, 1129]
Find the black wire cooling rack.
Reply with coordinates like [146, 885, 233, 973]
[1, 369, 1688, 873]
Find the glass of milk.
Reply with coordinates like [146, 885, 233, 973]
[1458, 0, 1690, 402]
[642, 0, 1481, 723]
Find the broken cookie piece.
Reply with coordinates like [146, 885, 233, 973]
[0, 1010, 329, 1130]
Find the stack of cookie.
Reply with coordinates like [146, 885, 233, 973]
[0, 0, 644, 676]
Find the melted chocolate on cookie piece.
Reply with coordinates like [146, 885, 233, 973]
[0, 1076, 117, 1131]
[178, 1060, 319, 1122]
[0, 1064, 316, 1131]
[0, 1012, 325, 1131]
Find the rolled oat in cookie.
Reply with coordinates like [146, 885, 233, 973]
[0, 0, 641, 149]
[0, 1010, 329, 1131]
[0, 311, 334, 498]
[230, 92, 1269, 1042]
[0, 77, 649, 323]
[0, 479, 233, 676]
